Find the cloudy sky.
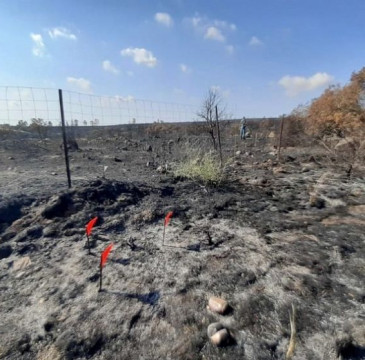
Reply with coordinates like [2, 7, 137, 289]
[0, 0, 364, 118]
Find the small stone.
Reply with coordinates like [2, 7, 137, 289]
[210, 328, 230, 346]
[51, 172, 57, 176]
[208, 296, 228, 314]
[146, 145, 153, 152]
[235, 151, 241, 156]
[12, 256, 31, 271]
[309, 194, 325, 209]
[114, 157, 122, 162]
[8, 156, 14, 160]
[286, 155, 296, 162]
[156, 166, 165, 173]
[273, 166, 286, 175]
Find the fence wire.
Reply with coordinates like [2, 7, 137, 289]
[0, 86, 198, 126]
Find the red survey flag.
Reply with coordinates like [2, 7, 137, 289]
[86, 217, 98, 236]
[164, 211, 173, 227]
[101, 243, 113, 268]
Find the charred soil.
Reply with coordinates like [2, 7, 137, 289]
[0, 126, 364, 359]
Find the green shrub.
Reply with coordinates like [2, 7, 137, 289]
[174, 151, 224, 185]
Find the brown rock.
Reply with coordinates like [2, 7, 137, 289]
[208, 296, 228, 314]
[210, 328, 230, 346]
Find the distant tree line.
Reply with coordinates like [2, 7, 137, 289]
[16, 118, 102, 130]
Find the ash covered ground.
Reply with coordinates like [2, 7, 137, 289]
[0, 124, 364, 360]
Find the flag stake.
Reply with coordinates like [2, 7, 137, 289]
[99, 262, 103, 292]
[86, 234, 91, 254]
[163, 211, 173, 246]
[99, 243, 113, 292]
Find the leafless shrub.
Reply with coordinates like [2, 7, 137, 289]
[317, 136, 365, 177]
[197, 89, 225, 151]
[29, 118, 49, 140]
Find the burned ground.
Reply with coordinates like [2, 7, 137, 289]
[0, 125, 364, 359]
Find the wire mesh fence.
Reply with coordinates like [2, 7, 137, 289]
[0, 86, 198, 126]
[0, 85, 289, 191]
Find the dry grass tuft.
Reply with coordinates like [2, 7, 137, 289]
[286, 304, 297, 360]
[174, 150, 225, 186]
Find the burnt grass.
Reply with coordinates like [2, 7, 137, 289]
[0, 124, 364, 360]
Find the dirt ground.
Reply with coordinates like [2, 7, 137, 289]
[0, 124, 364, 360]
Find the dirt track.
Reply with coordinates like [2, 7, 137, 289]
[0, 126, 364, 359]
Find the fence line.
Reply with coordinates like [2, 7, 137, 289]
[0, 86, 199, 126]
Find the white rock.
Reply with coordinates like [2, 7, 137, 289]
[210, 328, 230, 346]
[208, 296, 228, 314]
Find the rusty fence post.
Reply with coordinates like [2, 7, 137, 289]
[58, 89, 72, 188]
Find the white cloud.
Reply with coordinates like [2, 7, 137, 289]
[48, 27, 77, 40]
[213, 20, 237, 31]
[121, 48, 157, 68]
[102, 60, 119, 74]
[186, 15, 236, 44]
[155, 12, 173, 27]
[210, 85, 221, 92]
[190, 16, 202, 28]
[30, 33, 45, 57]
[226, 45, 234, 54]
[67, 77, 92, 92]
[278, 72, 334, 96]
[204, 26, 225, 42]
[114, 95, 135, 103]
[249, 36, 263, 46]
[180, 63, 191, 74]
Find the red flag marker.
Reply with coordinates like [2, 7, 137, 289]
[163, 211, 173, 245]
[99, 243, 113, 292]
[86, 217, 98, 236]
[85, 217, 98, 254]
[164, 211, 173, 227]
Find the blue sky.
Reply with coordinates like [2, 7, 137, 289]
[0, 0, 364, 120]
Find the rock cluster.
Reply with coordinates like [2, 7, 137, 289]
[207, 296, 232, 347]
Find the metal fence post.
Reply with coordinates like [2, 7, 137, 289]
[277, 115, 285, 162]
[215, 105, 223, 167]
[58, 89, 72, 188]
